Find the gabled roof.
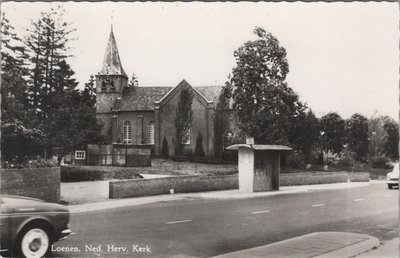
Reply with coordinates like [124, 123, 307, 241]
[99, 28, 127, 77]
[195, 86, 223, 105]
[155, 80, 222, 107]
[114, 82, 223, 111]
[115, 87, 172, 111]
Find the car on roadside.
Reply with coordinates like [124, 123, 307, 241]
[0, 195, 71, 258]
[386, 163, 399, 189]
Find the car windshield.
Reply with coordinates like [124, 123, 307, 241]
[393, 164, 399, 173]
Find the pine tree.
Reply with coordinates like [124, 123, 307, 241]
[24, 5, 76, 117]
[81, 75, 96, 108]
[1, 14, 44, 161]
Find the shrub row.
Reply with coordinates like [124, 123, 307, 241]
[61, 166, 143, 182]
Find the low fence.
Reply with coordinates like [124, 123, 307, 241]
[109, 171, 370, 199]
[1, 167, 60, 202]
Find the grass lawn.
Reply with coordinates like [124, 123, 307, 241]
[63, 158, 392, 181]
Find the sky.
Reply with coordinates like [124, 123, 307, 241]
[2, 2, 399, 120]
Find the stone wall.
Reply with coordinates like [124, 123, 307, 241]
[109, 172, 370, 199]
[1, 167, 60, 202]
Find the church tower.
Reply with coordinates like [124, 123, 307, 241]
[96, 27, 128, 141]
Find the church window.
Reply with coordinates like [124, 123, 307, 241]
[101, 82, 106, 92]
[148, 121, 155, 144]
[184, 129, 191, 145]
[123, 121, 132, 144]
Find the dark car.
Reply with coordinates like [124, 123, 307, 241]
[0, 195, 71, 257]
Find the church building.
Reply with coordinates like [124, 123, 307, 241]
[95, 29, 223, 157]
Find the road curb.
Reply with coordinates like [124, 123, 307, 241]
[317, 234, 380, 258]
[211, 232, 380, 258]
[66, 182, 371, 213]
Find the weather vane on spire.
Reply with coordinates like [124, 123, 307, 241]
[111, 10, 115, 31]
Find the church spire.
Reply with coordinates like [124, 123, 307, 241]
[100, 27, 127, 77]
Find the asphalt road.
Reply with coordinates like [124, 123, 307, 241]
[52, 182, 398, 258]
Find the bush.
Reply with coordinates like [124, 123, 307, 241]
[371, 156, 391, 169]
[323, 150, 339, 166]
[194, 132, 205, 157]
[161, 137, 169, 157]
[287, 151, 305, 168]
[337, 149, 357, 167]
[61, 165, 143, 182]
[1, 157, 58, 169]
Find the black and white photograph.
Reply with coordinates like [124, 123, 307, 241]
[0, 1, 398, 257]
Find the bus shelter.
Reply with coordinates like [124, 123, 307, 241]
[226, 144, 292, 192]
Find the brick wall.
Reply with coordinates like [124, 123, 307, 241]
[1, 167, 60, 202]
[109, 172, 370, 199]
[109, 175, 238, 198]
[159, 86, 213, 157]
[280, 172, 370, 186]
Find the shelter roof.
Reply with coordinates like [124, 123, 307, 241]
[226, 144, 293, 151]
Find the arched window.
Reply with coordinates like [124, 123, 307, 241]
[148, 121, 155, 144]
[123, 121, 132, 144]
[184, 128, 191, 144]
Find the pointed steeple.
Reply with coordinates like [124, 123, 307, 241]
[100, 27, 127, 77]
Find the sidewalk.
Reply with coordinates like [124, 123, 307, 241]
[67, 181, 370, 213]
[211, 232, 380, 258]
[356, 238, 399, 258]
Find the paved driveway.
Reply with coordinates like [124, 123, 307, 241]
[61, 180, 110, 204]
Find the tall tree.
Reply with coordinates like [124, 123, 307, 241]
[367, 115, 388, 161]
[81, 74, 96, 108]
[344, 113, 369, 162]
[24, 5, 76, 117]
[48, 104, 103, 164]
[319, 112, 345, 154]
[213, 82, 232, 157]
[382, 116, 399, 161]
[289, 109, 320, 163]
[174, 88, 193, 155]
[1, 14, 44, 161]
[230, 26, 305, 144]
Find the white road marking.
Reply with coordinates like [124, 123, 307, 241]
[354, 198, 364, 202]
[312, 204, 326, 207]
[166, 219, 192, 225]
[252, 210, 270, 214]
